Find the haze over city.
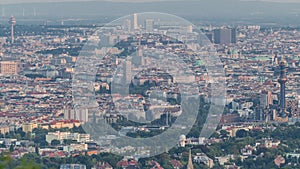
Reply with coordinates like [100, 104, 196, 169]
[1, 0, 300, 25]
[0, 0, 300, 169]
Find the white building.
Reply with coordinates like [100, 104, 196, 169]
[46, 131, 90, 144]
[60, 164, 86, 169]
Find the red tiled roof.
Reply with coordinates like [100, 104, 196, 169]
[117, 160, 129, 167]
[170, 160, 183, 168]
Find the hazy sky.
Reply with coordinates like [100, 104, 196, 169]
[1, 0, 177, 4]
[1, 0, 300, 25]
[243, 0, 300, 2]
[1, 0, 299, 4]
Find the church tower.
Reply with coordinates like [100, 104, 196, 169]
[187, 149, 194, 169]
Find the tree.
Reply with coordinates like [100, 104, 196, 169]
[0, 142, 5, 148]
[9, 144, 14, 152]
[0, 154, 12, 169]
[35, 146, 39, 156]
[63, 139, 77, 145]
[97, 153, 122, 168]
[220, 130, 229, 138]
[51, 139, 61, 146]
[236, 129, 248, 138]
[15, 156, 42, 169]
[211, 132, 220, 138]
[32, 128, 48, 147]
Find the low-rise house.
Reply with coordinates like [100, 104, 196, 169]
[170, 160, 183, 169]
[147, 161, 163, 169]
[117, 159, 139, 169]
[274, 155, 285, 167]
[60, 164, 86, 169]
[241, 145, 255, 157]
[194, 153, 214, 168]
[0, 125, 10, 135]
[63, 143, 88, 152]
[224, 165, 240, 169]
[93, 162, 113, 169]
[256, 138, 281, 149]
[216, 155, 234, 166]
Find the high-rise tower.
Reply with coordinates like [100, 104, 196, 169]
[132, 32, 144, 66]
[133, 13, 138, 30]
[213, 28, 237, 44]
[123, 19, 131, 32]
[278, 60, 288, 117]
[9, 16, 16, 44]
[123, 60, 132, 84]
[145, 19, 154, 33]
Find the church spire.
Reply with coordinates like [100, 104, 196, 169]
[187, 148, 194, 169]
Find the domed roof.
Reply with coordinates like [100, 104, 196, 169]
[180, 135, 186, 141]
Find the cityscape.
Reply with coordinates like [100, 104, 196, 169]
[0, 0, 300, 169]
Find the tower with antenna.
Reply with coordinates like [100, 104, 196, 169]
[278, 60, 288, 118]
[9, 16, 16, 44]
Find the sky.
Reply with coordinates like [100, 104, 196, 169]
[0, 0, 178, 4]
[1, 0, 300, 4]
[244, 0, 300, 2]
[1, 0, 300, 25]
